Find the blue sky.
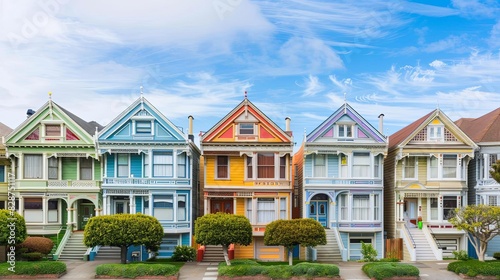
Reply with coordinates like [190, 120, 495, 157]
[1, 0, 500, 148]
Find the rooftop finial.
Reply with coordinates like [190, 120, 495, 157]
[343, 92, 347, 103]
[140, 85, 144, 96]
[48, 91, 52, 100]
[244, 90, 248, 99]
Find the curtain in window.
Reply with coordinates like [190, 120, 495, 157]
[246, 198, 252, 221]
[404, 157, 416, 178]
[246, 156, 253, 179]
[153, 153, 173, 177]
[374, 155, 380, 178]
[280, 197, 286, 219]
[45, 124, 61, 136]
[48, 157, 58, 179]
[257, 153, 275, 178]
[352, 153, 370, 178]
[80, 158, 93, 180]
[314, 154, 326, 177]
[153, 195, 173, 220]
[339, 194, 348, 220]
[257, 198, 275, 223]
[24, 155, 42, 179]
[144, 154, 150, 178]
[217, 156, 228, 178]
[280, 156, 286, 179]
[429, 157, 438, 178]
[373, 194, 380, 220]
[430, 198, 438, 220]
[352, 195, 370, 220]
[340, 155, 348, 178]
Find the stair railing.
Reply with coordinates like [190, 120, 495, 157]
[53, 228, 72, 260]
[423, 225, 443, 260]
[401, 223, 417, 261]
[404, 223, 416, 249]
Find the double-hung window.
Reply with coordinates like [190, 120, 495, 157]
[443, 155, 457, 178]
[153, 195, 173, 220]
[352, 153, 370, 178]
[216, 156, 229, 179]
[352, 195, 370, 220]
[257, 198, 275, 224]
[338, 124, 353, 137]
[428, 125, 443, 141]
[403, 157, 417, 179]
[24, 154, 42, 179]
[117, 154, 129, 177]
[314, 154, 326, 177]
[429, 157, 439, 179]
[80, 158, 93, 180]
[48, 157, 58, 179]
[239, 123, 254, 135]
[443, 196, 458, 220]
[257, 153, 275, 179]
[135, 121, 152, 134]
[153, 152, 173, 177]
[177, 153, 186, 178]
[177, 195, 187, 221]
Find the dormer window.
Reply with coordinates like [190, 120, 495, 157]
[338, 124, 353, 137]
[428, 125, 443, 141]
[239, 123, 254, 135]
[45, 124, 61, 137]
[136, 121, 152, 134]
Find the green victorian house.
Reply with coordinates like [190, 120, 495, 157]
[4, 95, 102, 259]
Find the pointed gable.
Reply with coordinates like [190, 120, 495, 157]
[201, 98, 292, 144]
[388, 109, 477, 150]
[5, 100, 100, 146]
[98, 96, 186, 143]
[306, 103, 386, 143]
[456, 107, 500, 143]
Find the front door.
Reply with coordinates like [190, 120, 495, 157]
[405, 199, 418, 225]
[79, 204, 94, 230]
[309, 200, 328, 227]
[210, 199, 233, 214]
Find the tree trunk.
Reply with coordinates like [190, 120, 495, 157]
[288, 247, 293, 266]
[478, 241, 487, 262]
[222, 245, 231, 266]
[120, 245, 128, 264]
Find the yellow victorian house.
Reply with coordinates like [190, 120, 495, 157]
[200, 96, 294, 261]
[384, 109, 477, 261]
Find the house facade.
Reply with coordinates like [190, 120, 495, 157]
[296, 103, 387, 261]
[200, 96, 293, 261]
[0, 123, 13, 211]
[384, 109, 477, 261]
[97, 95, 200, 259]
[456, 107, 500, 258]
[4, 97, 102, 236]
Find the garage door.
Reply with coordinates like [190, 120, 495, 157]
[254, 237, 284, 261]
[436, 239, 458, 258]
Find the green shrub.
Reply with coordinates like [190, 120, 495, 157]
[218, 261, 339, 278]
[18, 236, 54, 254]
[0, 261, 66, 276]
[493, 252, 500, 260]
[361, 241, 378, 262]
[452, 250, 470, 261]
[95, 263, 179, 278]
[378, 257, 400, 262]
[171, 245, 196, 262]
[447, 260, 500, 277]
[362, 262, 419, 280]
[20, 252, 44, 261]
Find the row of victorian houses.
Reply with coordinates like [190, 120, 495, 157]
[0, 93, 499, 263]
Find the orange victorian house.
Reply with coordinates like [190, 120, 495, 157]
[200, 96, 294, 261]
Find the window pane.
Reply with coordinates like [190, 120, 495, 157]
[443, 196, 457, 220]
[257, 198, 275, 223]
[314, 154, 326, 177]
[153, 153, 173, 177]
[340, 194, 348, 220]
[280, 156, 286, 179]
[404, 157, 416, 178]
[353, 195, 370, 220]
[117, 154, 129, 177]
[177, 154, 186, 178]
[443, 155, 457, 178]
[48, 157, 58, 179]
[430, 198, 438, 220]
[246, 156, 253, 179]
[217, 156, 228, 179]
[429, 157, 438, 178]
[257, 153, 274, 178]
[154, 195, 174, 220]
[177, 195, 186, 221]
[45, 124, 61, 136]
[136, 121, 151, 134]
[24, 155, 43, 179]
[144, 154, 150, 178]
[353, 153, 370, 178]
[280, 197, 286, 219]
[80, 158, 92, 180]
[239, 123, 254, 134]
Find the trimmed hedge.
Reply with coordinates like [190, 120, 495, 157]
[493, 252, 500, 260]
[18, 236, 54, 254]
[0, 261, 66, 276]
[362, 262, 419, 280]
[447, 260, 500, 277]
[95, 263, 179, 278]
[218, 260, 340, 279]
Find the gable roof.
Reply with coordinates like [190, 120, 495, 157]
[306, 103, 386, 143]
[57, 103, 103, 135]
[201, 97, 292, 143]
[97, 95, 187, 142]
[388, 109, 477, 150]
[0, 122, 12, 149]
[455, 107, 500, 143]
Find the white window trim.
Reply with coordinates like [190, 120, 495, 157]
[402, 157, 418, 180]
[427, 154, 461, 180]
[238, 123, 255, 135]
[246, 153, 285, 180]
[313, 154, 327, 178]
[337, 123, 355, 138]
[428, 125, 444, 142]
[215, 156, 230, 180]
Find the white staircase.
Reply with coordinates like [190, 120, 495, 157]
[95, 246, 121, 260]
[315, 229, 342, 262]
[407, 227, 437, 261]
[59, 232, 88, 260]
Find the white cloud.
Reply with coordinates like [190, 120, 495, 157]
[451, 0, 499, 18]
[300, 75, 324, 97]
[429, 60, 447, 69]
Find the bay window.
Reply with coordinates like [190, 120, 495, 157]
[153, 152, 173, 177]
[246, 153, 288, 180]
[314, 154, 326, 177]
[257, 198, 275, 223]
[177, 153, 186, 178]
[153, 195, 173, 220]
[403, 157, 417, 179]
[48, 157, 58, 179]
[258, 153, 274, 178]
[80, 158, 93, 180]
[443, 196, 457, 220]
[117, 154, 129, 177]
[352, 153, 370, 178]
[24, 154, 42, 179]
[177, 195, 186, 221]
[216, 156, 229, 179]
[442, 155, 457, 178]
[353, 195, 370, 220]
[245, 197, 288, 224]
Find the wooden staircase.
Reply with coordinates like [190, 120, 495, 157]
[59, 232, 88, 260]
[315, 228, 342, 262]
[202, 245, 225, 262]
[407, 227, 437, 260]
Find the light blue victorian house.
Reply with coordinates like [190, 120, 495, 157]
[95, 94, 200, 260]
[295, 103, 387, 261]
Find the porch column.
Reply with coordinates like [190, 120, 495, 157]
[129, 194, 135, 214]
[66, 202, 72, 230]
[204, 197, 208, 215]
[42, 196, 48, 224]
[19, 196, 24, 215]
[149, 194, 153, 216]
[483, 154, 489, 180]
[102, 194, 109, 215]
[233, 197, 237, 214]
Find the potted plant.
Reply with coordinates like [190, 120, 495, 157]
[417, 216, 423, 229]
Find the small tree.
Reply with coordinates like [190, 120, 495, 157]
[490, 159, 500, 183]
[264, 218, 326, 265]
[449, 205, 500, 261]
[84, 213, 163, 264]
[0, 209, 27, 262]
[195, 213, 252, 265]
